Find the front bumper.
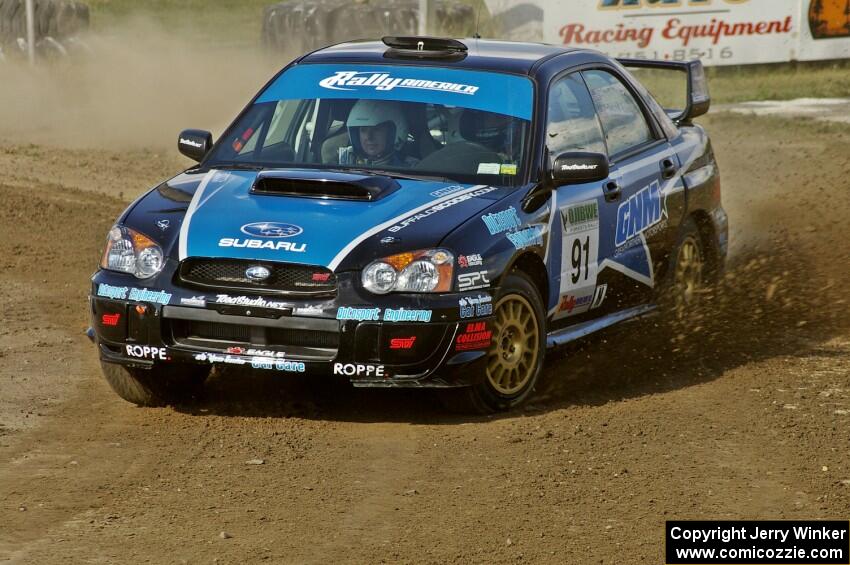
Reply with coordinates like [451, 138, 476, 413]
[89, 269, 495, 388]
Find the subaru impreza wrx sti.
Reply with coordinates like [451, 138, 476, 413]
[89, 36, 727, 412]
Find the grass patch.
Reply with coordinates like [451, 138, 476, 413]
[705, 60, 850, 104]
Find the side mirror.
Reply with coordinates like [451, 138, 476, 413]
[178, 129, 213, 162]
[551, 152, 609, 187]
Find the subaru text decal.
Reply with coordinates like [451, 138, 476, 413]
[219, 238, 306, 253]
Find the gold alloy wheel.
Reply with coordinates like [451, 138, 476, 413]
[486, 294, 540, 396]
[673, 235, 704, 315]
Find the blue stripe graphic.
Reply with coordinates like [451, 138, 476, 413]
[184, 172, 482, 268]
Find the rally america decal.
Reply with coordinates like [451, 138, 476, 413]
[319, 71, 479, 95]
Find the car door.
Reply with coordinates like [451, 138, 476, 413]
[581, 68, 678, 310]
[544, 72, 614, 327]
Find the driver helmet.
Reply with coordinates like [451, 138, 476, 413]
[346, 100, 409, 160]
[460, 109, 516, 153]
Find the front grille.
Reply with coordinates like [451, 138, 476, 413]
[177, 259, 336, 295]
[169, 319, 339, 360]
[184, 321, 251, 342]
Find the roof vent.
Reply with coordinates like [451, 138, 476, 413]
[382, 36, 468, 60]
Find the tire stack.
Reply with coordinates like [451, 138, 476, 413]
[262, 0, 476, 54]
[0, 0, 89, 53]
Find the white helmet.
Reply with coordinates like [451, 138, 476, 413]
[346, 100, 409, 157]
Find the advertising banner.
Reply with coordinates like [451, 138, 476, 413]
[799, 0, 850, 60]
[491, 0, 850, 66]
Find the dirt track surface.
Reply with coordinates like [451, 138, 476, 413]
[1, 113, 849, 563]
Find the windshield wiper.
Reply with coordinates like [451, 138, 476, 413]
[335, 167, 452, 183]
[207, 162, 267, 171]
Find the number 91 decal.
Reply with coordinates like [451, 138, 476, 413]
[556, 199, 600, 319]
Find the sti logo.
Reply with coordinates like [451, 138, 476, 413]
[389, 337, 417, 350]
[599, 0, 745, 8]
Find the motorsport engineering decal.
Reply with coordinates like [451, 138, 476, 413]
[336, 307, 433, 323]
[97, 284, 172, 306]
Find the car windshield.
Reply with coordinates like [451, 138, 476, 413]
[206, 64, 534, 186]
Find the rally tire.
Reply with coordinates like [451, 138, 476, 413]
[662, 216, 707, 321]
[441, 271, 546, 414]
[100, 361, 209, 407]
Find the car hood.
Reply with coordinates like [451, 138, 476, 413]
[166, 169, 508, 271]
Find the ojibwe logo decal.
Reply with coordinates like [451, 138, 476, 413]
[319, 71, 479, 95]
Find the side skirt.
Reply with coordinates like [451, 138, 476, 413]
[546, 304, 657, 349]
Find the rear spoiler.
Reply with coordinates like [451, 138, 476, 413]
[617, 58, 710, 123]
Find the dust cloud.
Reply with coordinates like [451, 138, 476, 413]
[0, 18, 284, 149]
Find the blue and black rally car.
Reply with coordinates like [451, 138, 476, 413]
[89, 37, 727, 412]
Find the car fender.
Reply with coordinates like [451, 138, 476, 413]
[440, 184, 551, 297]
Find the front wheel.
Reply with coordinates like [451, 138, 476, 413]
[441, 271, 546, 414]
[100, 361, 209, 407]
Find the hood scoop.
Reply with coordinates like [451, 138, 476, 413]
[251, 169, 400, 201]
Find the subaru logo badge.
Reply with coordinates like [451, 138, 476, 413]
[245, 266, 271, 282]
[240, 222, 303, 238]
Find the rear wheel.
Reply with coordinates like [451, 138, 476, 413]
[441, 271, 545, 413]
[665, 217, 706, 320]
[100, 361, 209, 407]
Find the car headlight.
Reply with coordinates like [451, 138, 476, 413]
[362, 249, 454, 294]
[101, 225, 165, 279]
